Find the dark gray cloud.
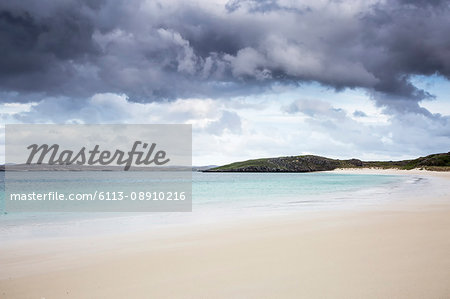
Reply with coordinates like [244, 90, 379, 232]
[360, 0, 450, 113]
[0, 0, 449, 113]
[0, 1, 100, 96]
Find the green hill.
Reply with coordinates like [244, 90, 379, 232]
[204, 152, 450, 172]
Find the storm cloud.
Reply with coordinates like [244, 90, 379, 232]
[0, 0, 449, 113]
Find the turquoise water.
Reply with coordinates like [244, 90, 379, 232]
[194, 172, 399, 204]
[2, 171, 402, 211]
[0, 171, 414, 239]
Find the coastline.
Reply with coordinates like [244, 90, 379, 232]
[330, 167, 450, 177]
[1, 169, 450, 298]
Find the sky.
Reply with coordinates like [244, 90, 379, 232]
[0, 0, 449, 165]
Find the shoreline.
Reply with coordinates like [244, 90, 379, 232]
[330, 167, 450, 177]
[0, 168, 440, 243]
[1, 169, 450, 298]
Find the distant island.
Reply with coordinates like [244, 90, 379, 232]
[0, 165, 214, 172]
[204, 152, 450, 173]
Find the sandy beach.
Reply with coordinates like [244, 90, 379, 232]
[2, 0, 449, 297]
[1, 169, 450, 299]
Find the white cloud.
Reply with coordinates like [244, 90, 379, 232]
[1, 85, 450, 165]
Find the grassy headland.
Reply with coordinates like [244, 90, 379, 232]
[205, 152, 450, 172]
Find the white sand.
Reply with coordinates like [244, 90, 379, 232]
[1, 169, 449, 299]
[331, 167, 450, 178]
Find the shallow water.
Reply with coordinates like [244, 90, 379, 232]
[0, 171, 427, 240]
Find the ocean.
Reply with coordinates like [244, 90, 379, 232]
[0, 171, 428, 240]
